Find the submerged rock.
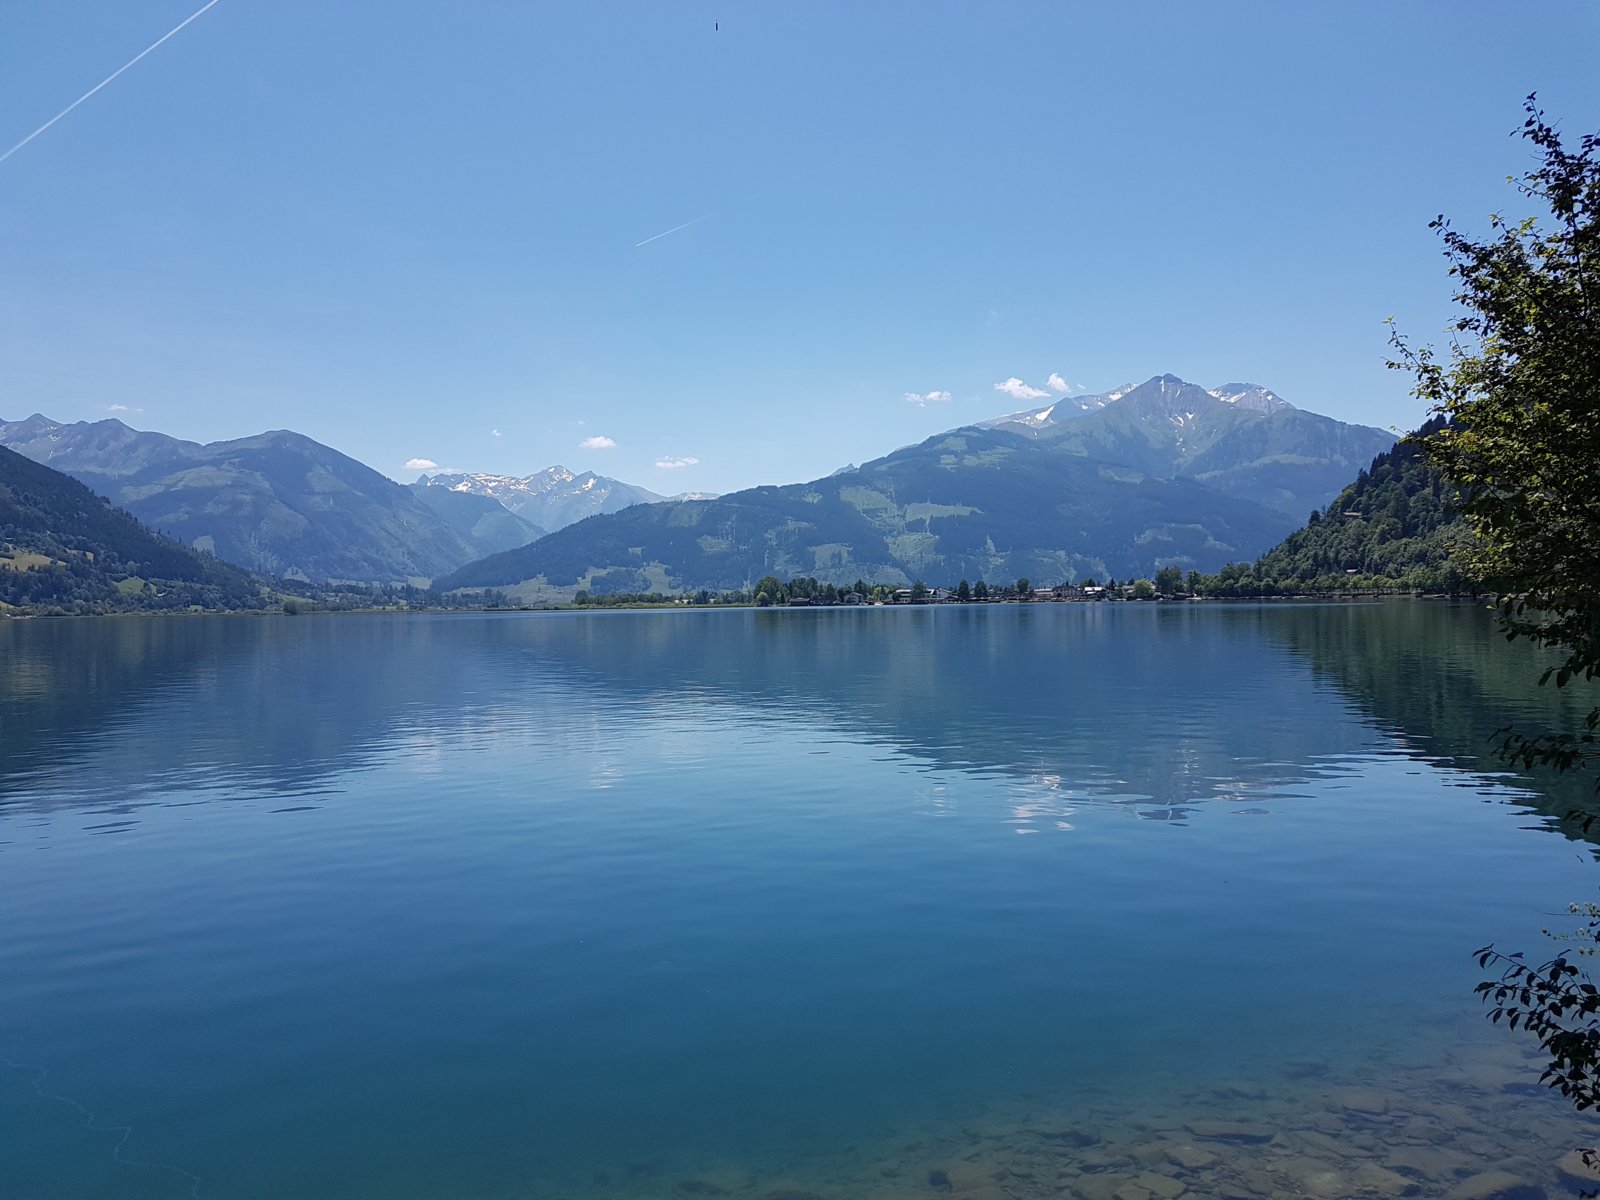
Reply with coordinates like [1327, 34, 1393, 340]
[1185, 1121, 1275, 1143]
[1042, 1127, 1102, 1148]
[1387, 1143, 1479, 1179]
[1163, 1144, 1217, 1171]
[1274, 1155, 1348, 1199]
[1444, 1169, 1546, 1200]
[1350, 1161, 1424, 1196]
[1330, 1086, 1392, 1115]
[1071, 1175, 1121, 1200]
[1131, 1170, 1186, 1199]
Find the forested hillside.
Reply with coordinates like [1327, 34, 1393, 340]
[1205, 417, 1475, 595]
[0, 444, 265, 613]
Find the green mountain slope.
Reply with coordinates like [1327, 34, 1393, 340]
[1213, 417, 1474, 593]
[0, 415, 494, 582]
[0, 444, 265, 612]
[437, 424, 1301, 595]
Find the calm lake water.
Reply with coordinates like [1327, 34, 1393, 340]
[4, 602, 1600, 1199]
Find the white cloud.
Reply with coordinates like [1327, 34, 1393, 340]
[1046, 373, 1069, 393]
[490, 428, 502, 438]
[579, 435, 616, 450]
[903, 389, 952, 406]
[994, 377, 1049, 401]
[404, 457, 439, 470]
[656, 455, 699, 470]
[104, 403, 142, 413]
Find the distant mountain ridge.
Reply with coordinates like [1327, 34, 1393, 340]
[411, 467, 677, 532]
[436, 373, 1393, 598]
[0, 414, 490, 583]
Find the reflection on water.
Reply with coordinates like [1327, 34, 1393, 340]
[5, 603, 1595, 825]
[2, 604, 1599, 1198]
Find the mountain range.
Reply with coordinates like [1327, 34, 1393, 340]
[0, 416, 674, 583]
[412, 468, 672, 532]
[0, 414, 491, 583]
[3, 375, 1395, 595]
[437, 374, 1395, 597]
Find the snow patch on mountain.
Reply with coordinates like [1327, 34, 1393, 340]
[1209, 383, 1294, 414]
[416, 467, 669, 532]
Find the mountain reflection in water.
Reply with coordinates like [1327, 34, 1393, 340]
[3, 603, 1593, 834]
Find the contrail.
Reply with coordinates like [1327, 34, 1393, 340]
[0, 0, 223, 167]
[635, 214, 710, 247]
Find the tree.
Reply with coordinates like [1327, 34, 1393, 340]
[1391, 96, 1600, 776]
[1390, 98, 1600, 1122]
[1154, 566, 1183, 595]
[910, 579, 928, 602]
[973, 579, 989, 600]
[957, 579, 971, 602]
[1131, 578, 1155, 600]
[1015, 577, 1031, 597]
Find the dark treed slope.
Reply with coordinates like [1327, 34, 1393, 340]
[0, 444, 264, 612]
[0, 415, 493, 582]
[1209, 417, 1474, 595]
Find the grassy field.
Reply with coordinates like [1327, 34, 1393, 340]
[0, 550, 57, 571]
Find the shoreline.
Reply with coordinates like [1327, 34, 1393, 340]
[0, 591, 1485, 622]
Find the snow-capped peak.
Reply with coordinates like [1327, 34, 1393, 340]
[1209, 383, 1293, 414]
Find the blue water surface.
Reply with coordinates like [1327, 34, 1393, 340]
[2, 602, 1598, 1198]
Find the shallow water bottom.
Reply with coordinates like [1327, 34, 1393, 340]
[9, 1026, 1597, 1200]
[404, 1031, 1600, 1200]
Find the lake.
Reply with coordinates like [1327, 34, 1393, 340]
[3, 602, 1600, 1199]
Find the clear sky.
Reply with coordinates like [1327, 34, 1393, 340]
[2, 2, 1597, 495]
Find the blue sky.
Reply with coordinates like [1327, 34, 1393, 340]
[2, 2, 1597, 495]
